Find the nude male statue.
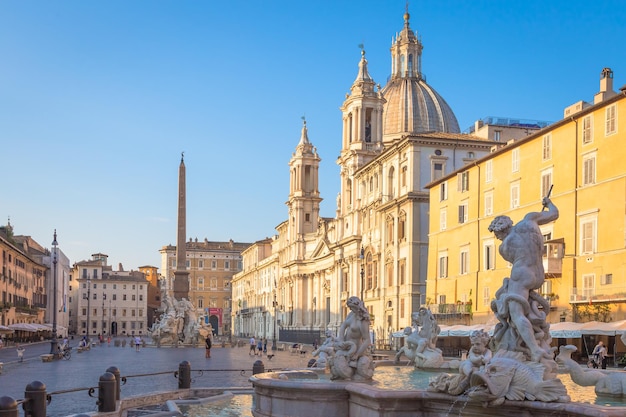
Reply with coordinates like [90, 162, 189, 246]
[488, 196, 558, 362]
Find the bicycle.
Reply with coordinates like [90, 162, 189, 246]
[54, 346, 72, 360]
[587, 353, 600, 368]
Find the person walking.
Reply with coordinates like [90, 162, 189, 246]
[205, 335, 212, 358]
[263, 338, 267, 354]
[257, 338, 263, 356]
[592, 341, 607, 369]
[249, 336, 256, 356]
[16, 344, 25, 362]
[134, 336, 141, 352]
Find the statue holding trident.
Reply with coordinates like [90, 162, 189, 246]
[488, 189, 558, 363]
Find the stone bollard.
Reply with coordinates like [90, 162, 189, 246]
[252, 360, 265, 375]
[105, 366, 121, 401]
[0, 396, 18, 417]
[178, 361, 191, 389]
[23, 381, 46, 417]
[98, 372, 116, 412]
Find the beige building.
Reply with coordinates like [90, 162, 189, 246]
[232, 12, 516, 346]
[160, 239, 250, 336]
[425, 68, 626, 329]
[69, 254, 148, 338]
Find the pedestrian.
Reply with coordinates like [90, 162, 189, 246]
[313, 339, 318, 350]
[205, 335, 212, 358]
[263, 338, 267, 354]
[0, 337, 3, 349]
[249, 336, 256, 356]
[107, 336, 111, 346]
[16, 344, 25, 362]
[592, 341, 607, 369]
[135, 336, 141, 352]
[257, 338, 263, 356]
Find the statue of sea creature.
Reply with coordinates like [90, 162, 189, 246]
[556, 345, 626, 397]
[468, 350, 570, 406]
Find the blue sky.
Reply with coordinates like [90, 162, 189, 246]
[2, 1, 625, 271]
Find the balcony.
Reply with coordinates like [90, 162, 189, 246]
[570, 286, 626, 304]
[543, 240, 564, 277]
[428, 303, 472, 324]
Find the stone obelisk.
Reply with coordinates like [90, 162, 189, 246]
[173, 152, 190, 301]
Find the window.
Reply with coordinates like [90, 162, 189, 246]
[439, 294, 447, 304]
[210, 298, 217, 308]
[494, 130, 501, 141]
[484, 191, 493, 216]
[225, 261, 230, 270]
[401, 166, 407, 187]
[512, 148, 520, 172]
[386, 216, 394, 243]
[112, 294, 117, 301]
[388, 167, 395, 199]
[542, 134, 552, 160]
[197, 297, 204, 308]
[186, 260, 190, 268]
[483, 287, 490, 307]
[580, 216, 597, 254]
[398, 259, 406, 285]
[601, 274, 613, 285]
[510, 182, 520, 208]
[458, 202, 468, 224]
[484, 240, 495, 270]
[198, 260, 204, 269]
[582, 115, 593, 144]
[433, 162, 444, 181]
[583, 153, 596, 185]
[605, 104, 617, 136]
[123, 294, 127, 301]
[440, 209, 447, 231]
[460, 246, 470, 275]
[139, 294, 143, 301]
[438, 252, 448, 278]
[485, 160, 493, 183]
[210, 278, 218, 289]
[398, 211, 406, 241]
[305, 213, 310, 222]
[440, 181, 448, 201]
[386, 262, 393, 286]
[197, 278, 204, 290]
[541, 170, 552, 198]
[211, 260, 217, 270]
[582, 274, 595, 299]
[457, 171, 469, 192]
[132, 294, 136, 301]
[400, 298, 405, 319]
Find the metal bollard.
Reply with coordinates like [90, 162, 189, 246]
[23, 381, 46, 417]
[105, 366, 121, 401]
[252, 360, 265, 375]
[98, 372, 116, 412]
[178, 361, 191, 389]
[0, 396, 18, 417]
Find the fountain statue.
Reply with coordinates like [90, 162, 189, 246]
[326, 296, 374, 381]
[430, 196, 570, 405]
[394, 307, 444, 368]
[311, 329, 336, 369]
[556, 345, 626, 396]
[149, 278, 212, 346]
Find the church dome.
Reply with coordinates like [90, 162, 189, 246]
[381, 12, 460, 137]
[382, 78, 460, 135]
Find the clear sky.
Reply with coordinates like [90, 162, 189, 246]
[2, 0, 625, 271]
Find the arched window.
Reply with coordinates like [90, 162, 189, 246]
[408, 54, 413, 76]
[398, 211, 406, 241]
[400, 55, 406, 75]
[386, 215, 394, 244]
[347, 179, 352, 205]
[388, 167, 395, 199]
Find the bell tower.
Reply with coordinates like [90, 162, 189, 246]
[287, 119, 322, 258]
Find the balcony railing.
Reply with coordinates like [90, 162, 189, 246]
[428, 303, 472, 315]
[570, 286, 626, 304]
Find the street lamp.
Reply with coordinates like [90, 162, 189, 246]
[49, 230, 59, 354]
[86, 273, 91, 343]
[272, 292, 278, 351]
[360, 246, 365, 300]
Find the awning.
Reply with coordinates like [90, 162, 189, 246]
[9, 323, 48, 332]
[0, 325, 13, 334]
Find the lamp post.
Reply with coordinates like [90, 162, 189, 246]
[86, 274, 91, 343]
[360, 246, 365, 300]
[272, 292, 278, 351]
[49, 230, 59, 354]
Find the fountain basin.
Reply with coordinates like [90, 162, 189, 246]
[250, 369, 626, 417]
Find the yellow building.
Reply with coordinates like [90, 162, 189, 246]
[426, 68, 626, 326]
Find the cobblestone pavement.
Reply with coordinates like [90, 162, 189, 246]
[0, 338, 318, 417]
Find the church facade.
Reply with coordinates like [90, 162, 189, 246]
[232, 12, 504, 345]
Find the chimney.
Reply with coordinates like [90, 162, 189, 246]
[594, 68, 616, 104]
